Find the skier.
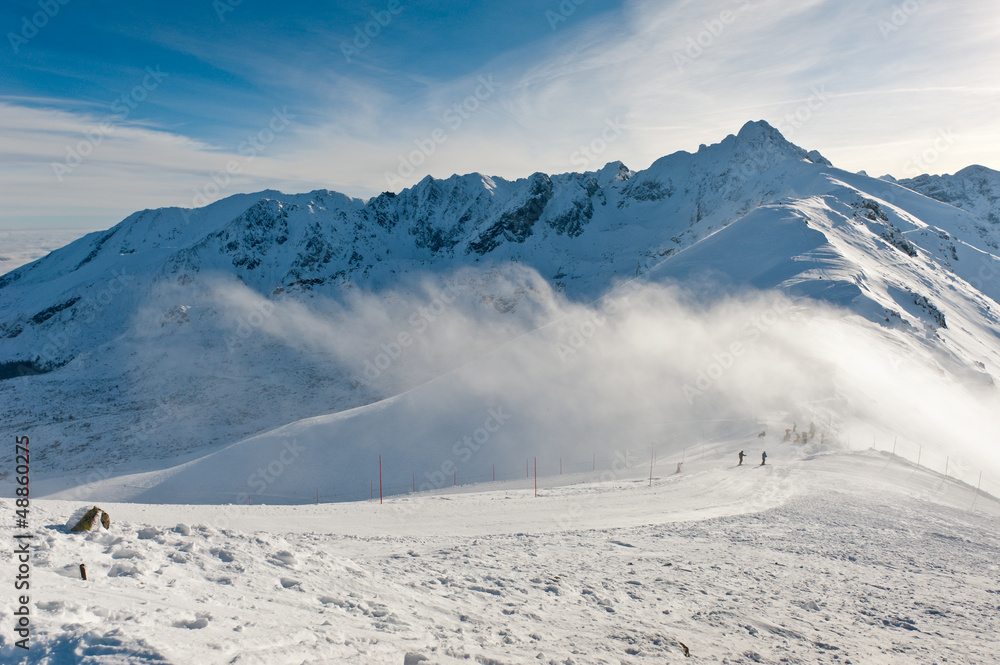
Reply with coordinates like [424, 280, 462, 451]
[738, 450, 745, 465]
[761, 451, 767, 466]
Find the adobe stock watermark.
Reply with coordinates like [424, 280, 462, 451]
[569, 117, 626, 170]
[35, 268, 135, 365]
[185, 106, 295, 214]
[419, 407, 512, 491]
[546, 0, 586, 30]
[361, 281, 463, 383]
[51, 66, 168, 182]
[8, 0, 70, 54]
[673, 0, 753, 73]
[384, 75, 498, 188]
[213, 0, 242, 22]
[341, 0, 404, 63]
[223, 298, 276, 353]
[681, 297, 792, 404]
[876, 0, 933, 39]
[774, 85, 829, 142]
[903, 128, 955, 177]
[235, 437, 306, 505]
[971, 255, 1000, 294]
[553, 446, 638, 529]
[555, 281, 640, 362]
[730, 87, 828, 185]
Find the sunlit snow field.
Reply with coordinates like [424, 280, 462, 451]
[1, 434, 997, 664]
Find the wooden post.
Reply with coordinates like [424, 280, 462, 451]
[534, 457, 537, 497]
[493, 463, 495, 482]
[80, 563, 87, 581]
[316, 488, 318, 505]
[412, 473, 415, 492]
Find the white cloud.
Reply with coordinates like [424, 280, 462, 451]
[3, 0, 1000, 229]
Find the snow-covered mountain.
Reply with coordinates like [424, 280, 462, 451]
[2, 120, 1000, 495]
[896, 165, 1000, 248]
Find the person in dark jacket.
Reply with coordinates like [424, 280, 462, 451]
[761, 451, 767, 466]
[738, 450, 745, 465]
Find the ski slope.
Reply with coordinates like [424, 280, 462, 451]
[2, 436, 998, 664]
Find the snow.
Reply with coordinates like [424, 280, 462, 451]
[2, 439, 998, 664]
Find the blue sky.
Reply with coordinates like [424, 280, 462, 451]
[2, 0, 999, 230]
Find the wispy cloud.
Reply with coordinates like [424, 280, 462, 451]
[2, 0, 999, 229]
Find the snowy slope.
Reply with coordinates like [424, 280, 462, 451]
[2, 437, 998, 664]
[2, 120, 1000, 488]
[897, 165, 1000, 244]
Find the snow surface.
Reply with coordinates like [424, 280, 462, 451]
[2, 437, 998, 664]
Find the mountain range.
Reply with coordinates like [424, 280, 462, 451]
[2, 120, 999, 500]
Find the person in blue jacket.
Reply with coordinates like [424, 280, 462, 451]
[760, 451, 767, 466]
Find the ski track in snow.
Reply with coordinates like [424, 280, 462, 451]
[1, 448, 998, 664]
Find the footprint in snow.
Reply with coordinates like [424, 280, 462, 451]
[108, 562, 142, 577]
[174, 614, 211, 629]
[280, 577, 301, 589]
[211, 548, 236, 563]
[271, 551, 298, 567]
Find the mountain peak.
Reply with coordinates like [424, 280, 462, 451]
[736, 119, 784, 141]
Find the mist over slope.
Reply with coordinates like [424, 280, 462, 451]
[2, 121, 1000, 497]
